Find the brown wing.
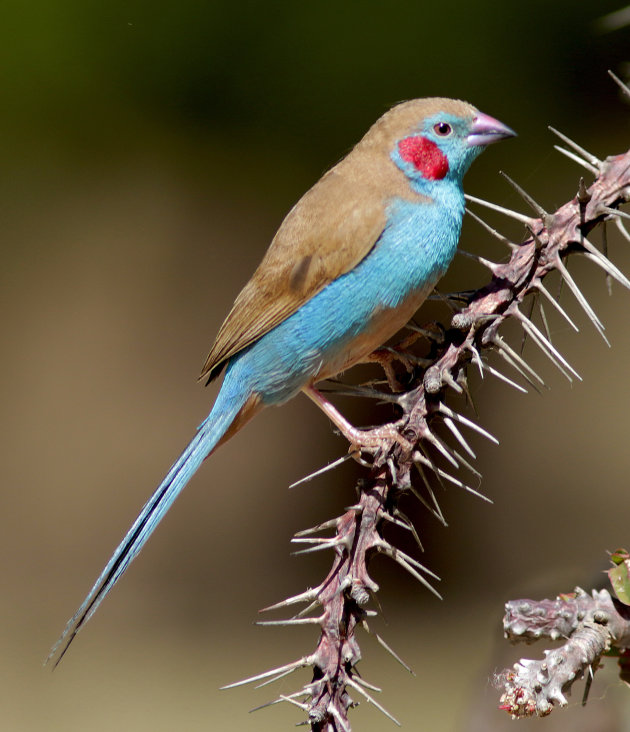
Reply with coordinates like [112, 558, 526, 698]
[199, 167, 388, 382]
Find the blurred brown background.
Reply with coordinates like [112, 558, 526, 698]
[4, 1, 630, 730]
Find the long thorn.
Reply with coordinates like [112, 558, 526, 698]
[519, 318, 573, 381]
[441, 369, 464, 394]
[608, 69, 630, 99]
[291, 537, 347, 556]
[443, 416, 476, 458]
[468, 342, 485, 379]
[379, 510, 411, 532]
[260, 587, 320, 613]
[581, 251, 630, 292]
[514, 310, 581, 381]
[255, 668, 306, 690]
[536, 281, 579, 332]
[499, 171, 548, 218]
[426, 429, 468, 467]
[492, 335, 546, 386]
[614, 216, 630, 243]
[414, 452, 490, 502]
[449, 446, 483, 480]
[552, 145, 599, 175]
[520, 293, 536, 354]
[416, 441, 453, 494]
[484, 362, 528, 393]
[294, 599, 325, 620]
[249, 689, 311, 714]
[350, 675, 382, 694]
[458, 248, 497, 271]
[372, 628, 414, 674]
[380, 511, 424, 551]
[465, 193, 536, 226]
[277, 694, 309, 709]
[345, 676, 402, 727]
[380, 508, 416, 534]
[422, 429, 460, 467]
[539, 301, 552, 344]
[602, 222, 612, 295]
[291, 537, 338, 545]
[465, 208, 518, 249]
[457, 369, 477, 414]
[294, 518, 340, 537]
[391, 508, 424, 550]
[221, 657, 311, 689]
[383, 551, 442, 598]
[438, 470, 490, 502]
[376, 540, 440, 580]
[413, 449, 445, 481]
[289, 454, 354, 488]
[491, 339, 543, 393]
[555, 258, 609, 343]
[437, 404, 499, 445]
[410, 465, 447, 526]
[548, 126, 601, 167]
[256, 616, 322, 627]
[601, 206, 630, 222]
[581, 236, 630, 289]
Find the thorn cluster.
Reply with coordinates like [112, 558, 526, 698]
[228, 78, 630, 730]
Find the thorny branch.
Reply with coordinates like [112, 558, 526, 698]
[498, 587, 630, 718]
[226, 74, 630, 730]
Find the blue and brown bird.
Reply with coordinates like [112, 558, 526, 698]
[49, 97, 514, 663]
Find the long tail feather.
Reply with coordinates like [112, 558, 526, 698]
[47, 387, 252, 667]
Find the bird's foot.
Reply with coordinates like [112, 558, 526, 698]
[342, 421, 413, 458]
[303, 385, 413, 458]
[365, 340, 421, 392]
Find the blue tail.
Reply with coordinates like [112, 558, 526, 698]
[47, 383, 251, 667]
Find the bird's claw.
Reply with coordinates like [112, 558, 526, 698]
[343, 422, 414, 459]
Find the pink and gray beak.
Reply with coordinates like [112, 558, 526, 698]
[467, 111, 516, 147]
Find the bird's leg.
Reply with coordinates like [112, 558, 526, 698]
[303, 385, 412, 455]
[364, 349, 408, 391]
[363, 332, 423, 391]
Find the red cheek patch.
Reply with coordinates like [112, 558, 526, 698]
[398, 136, 449, 180]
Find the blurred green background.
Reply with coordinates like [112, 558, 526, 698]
[4, 1, 630, 729]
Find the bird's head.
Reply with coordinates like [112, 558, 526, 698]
[358, 98, 515, 195]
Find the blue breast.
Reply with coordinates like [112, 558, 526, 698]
[224, 187, 465, 405]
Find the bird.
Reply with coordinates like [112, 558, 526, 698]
[49, 97, 515, 665]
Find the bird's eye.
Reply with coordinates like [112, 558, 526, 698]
[433, 122, 452, 136]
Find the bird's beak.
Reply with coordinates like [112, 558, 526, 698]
[467, 112, 516, 147]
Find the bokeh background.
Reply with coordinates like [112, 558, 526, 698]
[4, 1, 630, 730]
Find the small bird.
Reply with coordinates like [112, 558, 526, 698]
[49, 97, 514, 664]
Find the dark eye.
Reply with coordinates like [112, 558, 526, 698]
[434, 122, 452, 136]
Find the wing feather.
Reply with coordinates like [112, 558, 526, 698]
[199, 167, 388, 382]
